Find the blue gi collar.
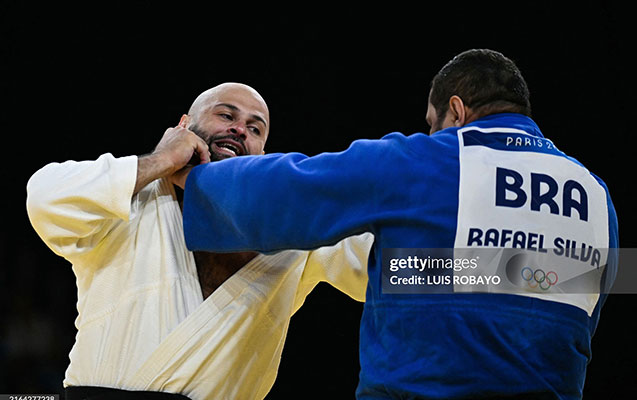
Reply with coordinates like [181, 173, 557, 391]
[465, 113, 545, 138]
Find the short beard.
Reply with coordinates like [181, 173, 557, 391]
[187, 122, 207, 142]
[188, 123, 247, 161]
[186, 123, 219, 163]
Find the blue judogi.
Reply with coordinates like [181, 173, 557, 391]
[183, 113, 618, 399]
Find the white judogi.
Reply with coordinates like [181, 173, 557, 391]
[26, 153, 372, 400]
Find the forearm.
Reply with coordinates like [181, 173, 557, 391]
[134, 153, 175, 195]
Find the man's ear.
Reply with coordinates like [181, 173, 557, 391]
[448, 95, 467, 127]
[178, 114, 190, 128]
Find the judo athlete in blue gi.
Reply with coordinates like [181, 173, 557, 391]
[174, 50, 619, 399]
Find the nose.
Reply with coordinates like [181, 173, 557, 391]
[228, 121, 247, 140]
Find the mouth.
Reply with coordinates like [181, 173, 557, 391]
[210, 139, 246, 158]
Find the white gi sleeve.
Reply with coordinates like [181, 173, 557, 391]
[26, 153, 138, 263]
[293, 232, 373, 312]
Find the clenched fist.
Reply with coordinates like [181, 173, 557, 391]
[134, 120, 211, 194]
[153, 125, 211, 173]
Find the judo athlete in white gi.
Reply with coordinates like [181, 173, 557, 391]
[26, 83, 372, 400]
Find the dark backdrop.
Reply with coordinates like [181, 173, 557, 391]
[1, 2, 634, 398]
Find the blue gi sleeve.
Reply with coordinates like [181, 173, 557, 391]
[183, 135, 411, 253]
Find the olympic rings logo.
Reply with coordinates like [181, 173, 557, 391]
[520, 267, 558, 291]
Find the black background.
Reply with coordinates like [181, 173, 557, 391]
[1, 2, 634, 398]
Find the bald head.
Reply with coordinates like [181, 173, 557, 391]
[188, 82, 269, 133]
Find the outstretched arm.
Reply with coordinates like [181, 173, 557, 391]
[180, 135, 411, 254]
